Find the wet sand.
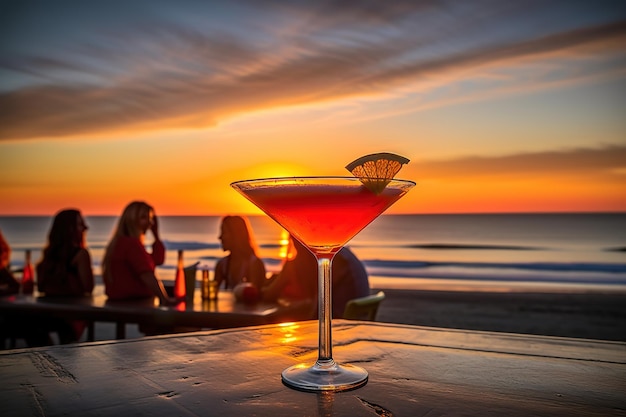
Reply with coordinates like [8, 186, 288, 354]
[374, 288, 626, 342]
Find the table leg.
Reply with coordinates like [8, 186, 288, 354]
[87, 321, 95, 342]
[116, 322, 126, 339]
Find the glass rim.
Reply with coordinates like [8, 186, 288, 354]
[230, 176, 416, 187]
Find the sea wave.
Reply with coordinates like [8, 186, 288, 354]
[161, 240, 221, 250]
[163, 240, 548, 252]
[162, 240, 285, 251]
[365, 242, 626, 253]
[362, 259, 626, 274]
[356, 243, 544, 251]
[606, 247, 626, 252]
[156, 239, 626, 279]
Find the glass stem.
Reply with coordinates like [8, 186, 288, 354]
[317, 254, 334, 364]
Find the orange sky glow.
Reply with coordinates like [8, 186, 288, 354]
[1, 2, 625, 216]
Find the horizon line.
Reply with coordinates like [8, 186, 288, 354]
[1, 210, 624, 218]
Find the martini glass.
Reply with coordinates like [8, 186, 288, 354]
[231, 176, 415, 392]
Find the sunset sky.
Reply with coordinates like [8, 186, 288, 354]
[1, 0, 625, 216]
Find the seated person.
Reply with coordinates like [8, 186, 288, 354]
[36, 209, 95, 343]
[262, 236, 370, 318]
[0, 228, 26, 347]
[1, 229, 44, 347]
[214, 215, 266, 293]
[37, 209, 94, 297]
[102, 201, 174, 305]
[0, 228, 19, 296]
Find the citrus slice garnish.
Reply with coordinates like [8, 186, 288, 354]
[346, 152, 410, 193]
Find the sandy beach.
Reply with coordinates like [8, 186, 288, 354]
[374, 288, 626, 342]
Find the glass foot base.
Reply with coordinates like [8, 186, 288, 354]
[282, 360, 368, 392]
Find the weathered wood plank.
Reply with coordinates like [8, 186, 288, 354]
[1, 321, 624, 416]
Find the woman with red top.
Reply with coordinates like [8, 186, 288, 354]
[0, 228, 19, 296]
[102, 201, 174, 305]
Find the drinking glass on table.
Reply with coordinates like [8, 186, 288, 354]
[201, 269, 219, 301]
[232, 176, 414, 392]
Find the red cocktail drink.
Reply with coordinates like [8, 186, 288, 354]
[239, 180, 408, 253]
[232, 176, 415, 392]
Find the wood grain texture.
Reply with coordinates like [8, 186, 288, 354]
[1, 321, 624, 416]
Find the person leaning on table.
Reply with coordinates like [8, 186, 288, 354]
[102, 201, 176, 305]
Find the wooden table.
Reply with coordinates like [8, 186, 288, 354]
[0, 285, 311, 341]
[1, 320, 624, 416]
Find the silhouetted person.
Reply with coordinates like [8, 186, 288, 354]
[1, 228, 49, 347]
[262, 236, 370, 318]
[0, 228, 19, 296]
[214, 215, 266, 293]
[36, 209, 95, 343]
[37, 209, 94, 296]
[102, 201, 175, 305]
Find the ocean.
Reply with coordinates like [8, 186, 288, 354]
[1, 213, 625, 293]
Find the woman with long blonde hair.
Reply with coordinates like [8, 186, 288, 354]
[102, 201, 173, 304]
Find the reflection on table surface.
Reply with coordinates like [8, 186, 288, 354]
[1, 320, 624, 416]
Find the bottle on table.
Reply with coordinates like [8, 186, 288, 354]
[173, 250, 186, 301]
[21, 249, 34, 295]
[201, 269, 210, 300]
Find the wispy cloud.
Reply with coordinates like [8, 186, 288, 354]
[1, 1, 625, 140]
[413, 145, 626, 179]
